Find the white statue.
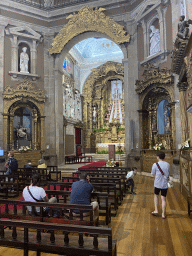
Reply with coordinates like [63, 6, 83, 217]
[17, 126, 27, 140]
[20, 47, 29, 73]
[149, 25, 160, 56]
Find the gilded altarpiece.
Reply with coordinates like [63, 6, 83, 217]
[82, 62, 125, 152]
[136, 65, 175, 173]
[178, 35, 192, 199]
[3, 80, 45, 167]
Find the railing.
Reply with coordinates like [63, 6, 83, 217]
[9, 0, 95, 10]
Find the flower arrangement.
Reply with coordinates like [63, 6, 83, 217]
[153, 143, 165, 151]
[106, 159, 116, 167]
[180, 139, 190, 151]
[19, 146, 31, 152]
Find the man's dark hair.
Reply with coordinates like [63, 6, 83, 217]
[32, 174, 40, 186]
[132, 167, 137, 171]
[156, 151, 165, 160]
[80, 172, 87, 180]
[27, 160, 31, 163]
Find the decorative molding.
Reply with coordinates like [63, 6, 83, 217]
[5, 26, 42, 41]
[177, 82, 188, 92]
[3, 79, 45, 103]
[135, 64, 173, 94]
[49, 6, 130, 54]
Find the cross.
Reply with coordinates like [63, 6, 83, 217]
[114, 81, 119, 87]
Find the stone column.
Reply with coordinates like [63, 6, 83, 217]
[11, 35, 18, 72]
[141, 20, 148, 58]
[157, 6, 166, 53]
[178, 82, 188, 142]
[0, 25, 5, 149]
[31, 40, 37, 74]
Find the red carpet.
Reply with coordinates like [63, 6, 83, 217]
[78, 160, 107, 171]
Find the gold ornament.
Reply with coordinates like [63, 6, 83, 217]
[49, 6, 130, 54]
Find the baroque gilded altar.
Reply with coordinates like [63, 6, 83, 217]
[82, 61, 125, 152]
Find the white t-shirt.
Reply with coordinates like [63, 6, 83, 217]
[126, 171, 135, 180]
[23, 186, 46, 213]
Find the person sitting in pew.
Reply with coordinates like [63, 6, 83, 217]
[126, 167, 137, 195]
[70, 172, 99, 217]
[38, 159, 47, 169]
[23, 174, 57, 217]
[24, 160, 32, 169]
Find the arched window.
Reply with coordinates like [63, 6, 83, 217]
[158, 100, 171, 134]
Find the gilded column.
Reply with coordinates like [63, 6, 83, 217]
[3, 114, 9, 151]
[32, 112, 38, 150]
[138, 110, 144, 149]
[148, 99, 153, 149]
[40, 116, 45, 150]
[9, 115, 14, 150]
[177, 82, 188, 142]
[170, 102, 176, 149]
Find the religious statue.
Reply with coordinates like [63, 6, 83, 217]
[20, 47, 29, 73]
[149, 25, 160, 56]
[92, 106, 97, 122]
[17, 126, 27, 140]
[177, 15, 192, 39]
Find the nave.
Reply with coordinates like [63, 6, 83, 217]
[0, 174, 191, 256]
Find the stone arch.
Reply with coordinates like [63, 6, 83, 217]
[3, 79, 45, 151]
[49, 6, 130, 55]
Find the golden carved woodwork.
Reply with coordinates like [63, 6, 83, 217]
[136, 64, 174, 95]
[82, 61, 124, 150]
[49, 6, 130, 54]
[3, 79, 45, 151]
[136, 64, 175, 150]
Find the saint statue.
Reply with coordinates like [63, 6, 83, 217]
[149, 25, 160, 56]
[20, 47, 29, 73]
[177, 15, 192, 39]
[17, 126, 27, 140]
[92, 106, 97, 122]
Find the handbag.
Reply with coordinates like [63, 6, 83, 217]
[156, 163, 173, 188]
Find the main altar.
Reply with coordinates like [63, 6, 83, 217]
[83, 62, 125, 153]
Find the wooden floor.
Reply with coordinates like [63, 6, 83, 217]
[0, 174, 192, 256]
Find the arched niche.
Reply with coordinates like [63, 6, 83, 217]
[3, 80, 45, 151]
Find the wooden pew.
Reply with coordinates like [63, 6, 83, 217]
[45, 190, 111, 225]
[0, 175, 19, 198]
[0, 199, 99, 226]
[47, 165, 61, 181]
[0, 219, 117, 256]
[48, 181, 118, 214]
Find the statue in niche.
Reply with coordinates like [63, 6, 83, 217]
[92, 106, 97, 122]
[177, 15, 192, 39]
[20, 47, 29, 73]
[164, 107, 171, 134]
[17, 126, 27, 140]
[149, 25, 160, 56]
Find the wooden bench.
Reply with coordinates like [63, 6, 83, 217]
[73, 170, 128, 196]
[0, 219, 116, 256]
[47, 165, 61, 181]
[188, 196, 192, 216]
[45, 190, 111, 225]
[48, 181, 118, 214]
[0, 199, 99, 226]
[0, 175, 19, 198]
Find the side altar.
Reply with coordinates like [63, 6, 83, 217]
[141, 149, 176, 175]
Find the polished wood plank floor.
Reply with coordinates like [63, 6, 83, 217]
[0, 174, 191, 256]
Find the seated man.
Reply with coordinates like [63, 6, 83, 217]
[70, 172, 99, 217]
[23, 174, 57, 216]
[126, 167, 137, 195]
[37, 159, 47, 169]
[24, 160, 32, 169]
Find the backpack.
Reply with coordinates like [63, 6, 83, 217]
[9, 158, 18, 172]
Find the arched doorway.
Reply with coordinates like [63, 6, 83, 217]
[49, 6, 130, 164]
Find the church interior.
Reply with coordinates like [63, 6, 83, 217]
[0, 0, 192, 255]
